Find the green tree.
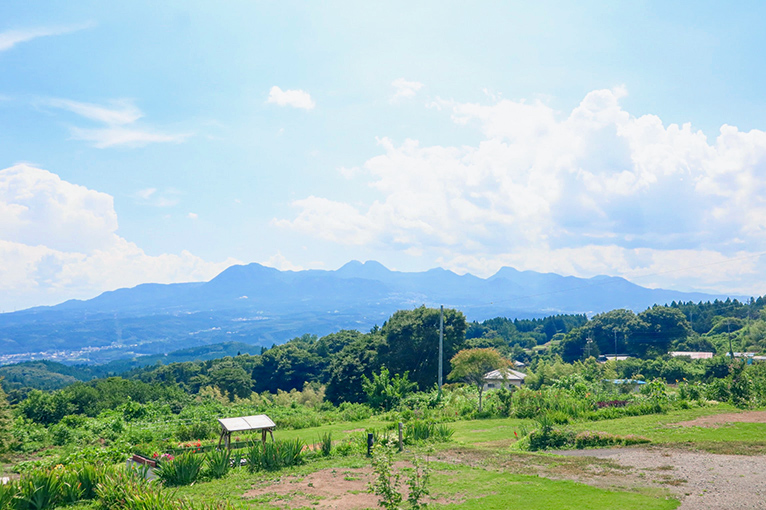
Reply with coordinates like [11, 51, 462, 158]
[362, 367, 417, 411]
[380, 306, 466, 390]
[448, 348, 507, 412]
[0, 379, 12, 452]
[209, 359, 252, 400]
[251, 343, 321, 393]
[635, 306, 691, 357]
[325, 333, 384, 404]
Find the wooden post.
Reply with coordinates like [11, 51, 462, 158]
[367, 433, 374, 457]
[398, 422, 403, 452]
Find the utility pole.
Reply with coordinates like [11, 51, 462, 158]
[438, 305, 444, 395]
[728, 319, 735, 359]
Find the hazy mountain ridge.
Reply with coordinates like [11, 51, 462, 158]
[0, 260, 734, 364]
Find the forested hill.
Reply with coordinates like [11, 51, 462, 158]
[0, 260, 735, 364]
[3, 298, 765, 404]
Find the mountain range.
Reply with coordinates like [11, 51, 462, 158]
[0, 261, 737, 365]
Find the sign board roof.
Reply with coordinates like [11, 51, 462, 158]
[218, 414, 276, 432]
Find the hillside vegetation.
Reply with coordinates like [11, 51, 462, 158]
[1, 299, 766, 509]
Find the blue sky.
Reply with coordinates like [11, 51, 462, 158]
[2, 1, 766, 310]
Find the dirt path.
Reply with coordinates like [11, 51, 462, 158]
[243, 462, 455, 510]
[675, 410, 766, 428]
[556, 447, 766, 509]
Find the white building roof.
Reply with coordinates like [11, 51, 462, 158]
[484, 368, 526, 381]
[670, 351, 714, 359]
[218, 414, 276, 433]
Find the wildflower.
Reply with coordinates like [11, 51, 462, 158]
[514, 431, 518, 438]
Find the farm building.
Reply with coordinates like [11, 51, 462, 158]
[483, 368, 526, 390]
[670, 351, 714, 359]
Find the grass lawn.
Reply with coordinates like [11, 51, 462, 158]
[169, 455, 679, 510]
[55, 404, 764, 509]
[428, 461, 678, 510]
[567, 405, 766, 453]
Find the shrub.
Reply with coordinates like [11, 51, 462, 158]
[0, 480, 17, 508]
[155, 451, 204, 486]
[433, 423, 455, 442]
[574, 431, 619, 449]
[205, 449, 231, 479]
[319, 432, 333, 457]
[338, 402, 373, 422]
[245, 439, 305, 472]
[528, 427, 574, 450]
[15, 467, 64, 510]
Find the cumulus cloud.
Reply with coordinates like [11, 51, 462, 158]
[390, 78, 424, 103]
[0, 164, 238, 311]
[0, 23, 93, 52]
[266, 86, 315, 110]
[44, 98, 190, 148]
[276, 87, 766, 295]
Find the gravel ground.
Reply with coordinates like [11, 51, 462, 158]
[556, 447, 766, 509]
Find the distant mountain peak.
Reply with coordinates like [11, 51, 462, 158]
[335, 260, 392, 279]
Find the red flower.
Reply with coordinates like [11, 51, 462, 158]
[514, 431, 518, 438]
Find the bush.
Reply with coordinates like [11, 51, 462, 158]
[338, 402, 373, 422]
[528, 427, 574, 450]
[403, 421, 454, 444]
[155, 451, 204, 486]
[246, 439, 305, 472]
[14, 467, 64, 510]
[319, 432, 332, 457]
[205, 449, 231, 479]
[0, 480, 18, 509]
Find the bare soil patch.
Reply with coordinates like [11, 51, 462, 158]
[243, 463, 457, 510]
[244, 466, 375, 510]
[555, 446, 766, 510]
[674, 410, 766, 428]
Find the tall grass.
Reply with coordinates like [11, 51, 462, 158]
[15, 468, 63, 510]
[245, 439, 305, 472]
[155, 451, 204, 486]
[319, 432, 333, 456]
[205, 449, 231, 479]
[404, 421, 455, 444]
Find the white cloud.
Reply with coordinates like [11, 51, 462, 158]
[187, 212, 198, 220]
[0, 23, 93, 52]
[262, 251, 303, 272]
[276, 87, 766, 295]
[45, 98, 190, 148]
[133, 187, 180, 207]
[0, 164, 238, 310]
[45, 98, 142, 125]
[69, 126, 189, 148]
[266, 86, 315, 110]
[390, 78, 424, 103]
[136, 188, 156, 200]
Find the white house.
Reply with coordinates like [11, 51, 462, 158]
[483, 368, 526, 391]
